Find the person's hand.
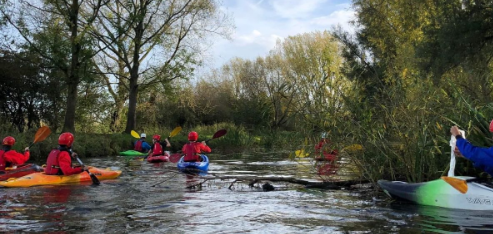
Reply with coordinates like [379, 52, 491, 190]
[450, 126, 462, 137]
[81, 165, 88, 171]
[454, 146, 463, 157]
[24, 147, 29, 151]
[71, 152, 78, 158]
[201, 141, 206, 145]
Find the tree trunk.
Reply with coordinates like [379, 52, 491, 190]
[62, 0, 80, 133]
[124, 77, 138, 133]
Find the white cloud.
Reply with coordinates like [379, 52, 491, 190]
[204, 0, 356, 69]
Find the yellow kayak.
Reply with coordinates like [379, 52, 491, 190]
[0, 166, 122, 187]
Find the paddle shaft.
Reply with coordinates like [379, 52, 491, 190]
[75, 156, 100, 185]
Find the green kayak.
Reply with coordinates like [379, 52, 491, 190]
[119, 150, 148, 156]
[378, 176, 493, 210]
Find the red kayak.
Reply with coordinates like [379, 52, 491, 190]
[147, 153, 170, 163]
[0, 164, 43, 181]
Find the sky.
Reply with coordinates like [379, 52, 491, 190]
[204, 0, 356, 70]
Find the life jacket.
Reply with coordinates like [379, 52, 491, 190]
[184, 142, 200, 162]
[134, 140, 143, 152]
[0, 150, 6, 171]
[45, 149, 63, 175]
[152, 142, 164, 156]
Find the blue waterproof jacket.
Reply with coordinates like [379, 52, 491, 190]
[456, 135, 493, 176]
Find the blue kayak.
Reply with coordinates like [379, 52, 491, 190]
[177, 155, 209, 172]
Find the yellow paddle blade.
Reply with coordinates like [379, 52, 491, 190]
[441, 176, 468, 194]
[342, 144, 363, 152]
[34, 126, 51, 143]
[295, 149, 309, 158]
[131, 130, 140, 139]
[169, 126, 182, 138]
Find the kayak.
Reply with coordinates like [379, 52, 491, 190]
[177, 155, 209, 172]
[0, 164, 43, 181]
[378, 176, 493, 210]
[147, 152, 170, 163]
[0, 166, 122, 187]
[119, 150, 148, 156]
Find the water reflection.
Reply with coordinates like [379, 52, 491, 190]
[385, 200, 493, 233]
[1, 154, 493, 233]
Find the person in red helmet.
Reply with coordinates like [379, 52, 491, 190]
[147, 134, 171, 158]
[451, 119, 493, 176]
[45, 132, 87, 176]
[0, 136, 30, 171]
[182, 131, 211, 162]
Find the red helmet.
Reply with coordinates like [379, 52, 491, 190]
[2, 136, 15, 146]
[490, 120, 493, 132]
[58, 132, 74, 147]
[188, 131, 198, 141]
[153, 134, 161, 141]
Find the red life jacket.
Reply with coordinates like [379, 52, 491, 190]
[45, 149, 62, 175]
[184, 142, 200, 162]
[134, 140, 143, 151]
[0, 150, 6, 171]
[152, 142, 164, 156]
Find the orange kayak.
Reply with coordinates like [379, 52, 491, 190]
[0, 166, 122, 187]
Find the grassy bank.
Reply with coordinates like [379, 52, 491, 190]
[1, 123, 306, 164]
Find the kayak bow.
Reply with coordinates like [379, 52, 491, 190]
[378, 176, 493, 210]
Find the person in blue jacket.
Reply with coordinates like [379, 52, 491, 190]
[451, 122, 493, 176]
[133, 133, 151, 153]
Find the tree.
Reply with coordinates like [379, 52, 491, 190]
[92, 0, 232, 133]
[1, 0, 108, 133]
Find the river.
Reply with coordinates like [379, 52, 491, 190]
[1, 153, 493, 233]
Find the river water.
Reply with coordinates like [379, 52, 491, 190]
[1, 153, 493, 233]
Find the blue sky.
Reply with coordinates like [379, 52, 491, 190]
[204, 0, 355, 69]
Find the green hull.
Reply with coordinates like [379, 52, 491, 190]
[119, 150, 148, 156]
[379, 177, 493, 210]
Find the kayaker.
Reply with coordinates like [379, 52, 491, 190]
[0, 136, 30, 171]
[451, 123, 493, 176]
[147, 134, 171, 158]
[45, 132, 87, 176]
[133, 133, 151, 153]
[182, 131, 211, 162]
[314, 133, 338, 160]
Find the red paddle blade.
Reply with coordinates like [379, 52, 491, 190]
[34, 126, 51, 144]
[170, 153, 183, 163]
[212, 129, 227, 139]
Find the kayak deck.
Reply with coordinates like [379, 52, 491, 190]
[177, 155, 209, 172]
[119, 150, 148, 156]
[0, 166, 122, 187]
[0, 164, 43, 181]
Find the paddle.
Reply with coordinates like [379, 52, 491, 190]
[441, 176, 470, 194]
[131, 130, 140, 139]
[168, 126, 182, 140]
[169, 129, 227, 163]
[75, 156, 100, 185]
[29, 126, 51, 148]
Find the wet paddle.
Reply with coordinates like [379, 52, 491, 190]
[29, 126, 51, 147]
[75, 157, 100, 185]
[170, 129, 227, 163]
